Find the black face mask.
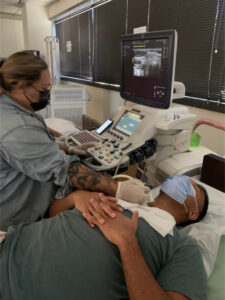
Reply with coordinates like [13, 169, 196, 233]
[30, 90, 50, 111]
[25, 88, 51, 111]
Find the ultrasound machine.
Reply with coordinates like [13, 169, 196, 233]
[67, 30, 197, 175]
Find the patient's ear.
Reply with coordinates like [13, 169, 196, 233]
[186, 195, 199, 221]
[187, 211, 198, 221]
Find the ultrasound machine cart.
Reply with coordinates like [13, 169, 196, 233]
[66, 30, 202, 176]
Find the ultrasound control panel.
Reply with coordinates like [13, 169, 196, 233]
[86, 139, 133, 171]
[81, 104, 160, 171]
[79, 103, 195, 171]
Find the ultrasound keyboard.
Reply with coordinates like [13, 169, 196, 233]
[70, 130, 101, 145]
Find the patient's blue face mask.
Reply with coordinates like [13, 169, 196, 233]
[161, 175, 198, 213]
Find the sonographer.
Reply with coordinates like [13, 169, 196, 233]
[0, 51, 150, 231]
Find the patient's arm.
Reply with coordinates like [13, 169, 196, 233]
[96, 198, 189, 300]
[69, 161, 118, 196]
[49, 193, 74, 217]
[49, 190, 122, 227]
[115, 229, 189, 300]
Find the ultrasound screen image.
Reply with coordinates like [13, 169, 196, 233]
[132, 48, 162, 78]
[122, 37, 170, 103]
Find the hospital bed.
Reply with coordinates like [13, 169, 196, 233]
[151, 178, 225, 299]
[208, 235, 225, 299]
[150, 152, 225, 300]
[200, 156, 225, 300]
[183, 180, 225, 300]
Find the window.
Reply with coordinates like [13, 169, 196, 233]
[56, 10, 92, 80]
[148, 0, 225, 112]
[93, 0, 126, 85]
[54, 0, 225, 112]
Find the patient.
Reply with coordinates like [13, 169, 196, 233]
[0, 176, 208, 300]
[96, 176, 209, 300]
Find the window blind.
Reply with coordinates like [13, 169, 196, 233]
[56, 10, 92, 80]
[55, 0, 225, 112]
[148, 0, 225, 108]
[93, 0, 126, 85]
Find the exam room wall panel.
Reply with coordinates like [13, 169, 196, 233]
[0, 16, 25, 57]
[22, 2, 52, 57]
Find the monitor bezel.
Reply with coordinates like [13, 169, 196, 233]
[120, 30, 177, 109]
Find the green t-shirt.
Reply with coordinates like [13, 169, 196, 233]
[1, 209, 207, 300]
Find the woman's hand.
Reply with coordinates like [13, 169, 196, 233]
[73, 191, 123, 227]
[68, 143, 98, 156]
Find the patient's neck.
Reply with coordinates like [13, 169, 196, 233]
[147, 192, 187, 225]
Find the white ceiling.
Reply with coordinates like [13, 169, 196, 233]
[0, 0, 59, 16]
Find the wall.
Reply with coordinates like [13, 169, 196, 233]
[48, 0, 82, 19]
[0, 3, 52, 59]
[0, 14, 25, 57]
[22, 2, 52, 57]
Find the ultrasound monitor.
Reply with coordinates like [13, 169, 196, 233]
[121, 30, 177, 109]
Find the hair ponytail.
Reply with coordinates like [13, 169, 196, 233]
[0, 51, 48, 92]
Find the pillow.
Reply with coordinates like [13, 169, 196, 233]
[44, 118, 81, 136]
[151, 179, 225, 278]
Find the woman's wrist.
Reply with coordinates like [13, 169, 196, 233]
[59, 145, 70, 154]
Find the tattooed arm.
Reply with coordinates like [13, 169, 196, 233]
[69, 161, 118, 196]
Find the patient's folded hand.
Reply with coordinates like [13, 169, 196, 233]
[73, 191, 123, 227]
[96, 211, 139, 247]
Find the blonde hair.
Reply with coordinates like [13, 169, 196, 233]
[0, 51, 48, 92]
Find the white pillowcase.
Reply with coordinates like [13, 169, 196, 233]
[45, 118, 81, 136]
[151, 179, 225, 278]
